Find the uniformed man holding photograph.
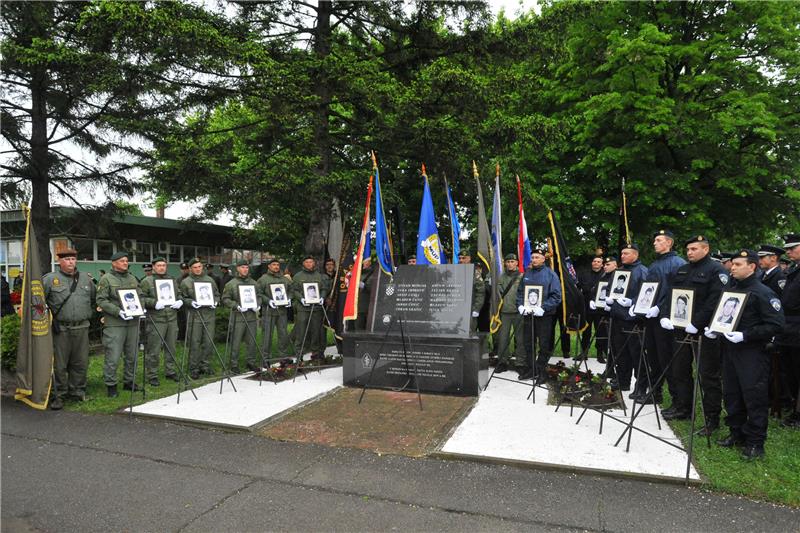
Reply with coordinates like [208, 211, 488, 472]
[222, 259, 259, 373]
[256, 257, 292, 360]
[96, 251, 142, 397]
[291, 255, 326, 358]
[42, 248, 96, 409]
[139, 257, 183, 385]
[180, 258, 220, 379]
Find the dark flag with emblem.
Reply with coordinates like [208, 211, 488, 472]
[547, 209, 587, 333]
[15, 206, 54, 409]
[474, 164, 499, 330]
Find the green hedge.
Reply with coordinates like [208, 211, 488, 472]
[1, 314, 20, 371]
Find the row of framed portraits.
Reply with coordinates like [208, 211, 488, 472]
[593, 276, 750, 334]
[115, 282, 324, 316]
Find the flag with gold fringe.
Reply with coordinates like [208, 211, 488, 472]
[343, 175, 374, 321]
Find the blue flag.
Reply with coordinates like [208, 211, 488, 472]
[374, 163, 394, 274]
[416, 165, 442, 265]
[445, 179, 460, 264]
[491, 169, 503, 274]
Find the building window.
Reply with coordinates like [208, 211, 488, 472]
[136, 242, 153, 263]
[97, 240, 114, 261]
[71, 238, 95, 261]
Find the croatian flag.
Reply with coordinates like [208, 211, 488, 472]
[516, 175, 531, 272]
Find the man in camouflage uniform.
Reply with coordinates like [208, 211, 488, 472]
[180, 258, 220, 379]
[494, 253, 523, 373]
[291, 255, 325, 357]
[139, 257, 183, 386]
[96, 251, 142, 397]
[43, 248, 96, 409]
[257, 258, 292, 360]
[319, 257, 337, 350]
[221, 259, 260, 372]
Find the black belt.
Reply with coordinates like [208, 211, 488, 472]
[59, 320, 87, 326]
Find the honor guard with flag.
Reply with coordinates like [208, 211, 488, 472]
[660, 235, 728, 434]
[291, 255, 326, 358]
[96, 251, 142, 397]
[416, 164, 443, 265]
[257, 257, 293, 359]
[139, 257, 182, 385]
[642, 230, 686, 407]
[516, 246, 562, 382]
[706, 249, 785, 459]
[42, 248, 96, 409]
[494, 253, 523, 373]
[180, 258, 220, 379]
[222, 259, 260, 373]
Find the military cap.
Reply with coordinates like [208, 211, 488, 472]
[780, 257, 791, 266]
[205, 263, 213, 268]
[56, 248, 78, 258]
[188, 257, 203, 267]
[143, 263, 153, 271]
[235, 259, 249, 267]
[407, 254, 417, 260]
[733, 248, 758, 262]
[110, 251, 129, 261]
[179, 262, 189, 269]
[710, 253, 723, 262]
[653, 229, 675, 239]
[220, 263, 230, 269]
[719, 251, 734, 262]
[757, 244, 784, 257]
[302, 254, 315, 261]
[265, 257, 280, 265]
[684, 235, 710, 247]
[530, 246, 546, 256]
[604, 255, 618, 264]
[783, 233, 800, 249]
[152, 257, 166, 265]
[622, 242, 639, 251]
[458, 249, 470, 257]
[504, 253, 518, 261]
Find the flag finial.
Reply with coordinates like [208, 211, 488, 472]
[472, 160, 479, 178]
[496, 163, 500, 177]
[371, 150, 377, 170]
[421, 163, 427, 176]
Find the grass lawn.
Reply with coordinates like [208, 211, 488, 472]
[63, 331, 800, 507]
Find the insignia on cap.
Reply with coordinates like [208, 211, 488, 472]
[659, 230, 664, 234]
[698, 235, 704, 241]
[719, 273, 729, 284]
[740, 251, 747, 257]
[771, 298, 782, 312]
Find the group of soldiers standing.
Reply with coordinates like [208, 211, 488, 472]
[42, 249, 343, 409]
[489, 231, 799, 460]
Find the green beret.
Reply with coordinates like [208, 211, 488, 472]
[302, 254, 315, 261]
[235, 259, 249, 267]
[458, 249, 470, 257]
[189, 257, 203, 267]
[110, 251, 128, 261]
[266, 257, 280, 265]
[151, 257, 167, 265]
[504, 253, 518, 261]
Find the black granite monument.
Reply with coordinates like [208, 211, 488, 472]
[343, 264, 489, 396]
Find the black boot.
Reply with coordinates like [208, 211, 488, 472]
[107, 385, 118, 398]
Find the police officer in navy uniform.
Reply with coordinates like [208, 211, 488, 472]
[777, 233, 800, 428]
[587, 255, 618, 365]
[642, 230, 686, 407]
[708, 249, 785, 459]
[607, 243, 648, 394]
[578, 255, 604, 358]
[515, 246, 562, 382]
[757, 245, 786, 297]
[660, 235, 728, 435]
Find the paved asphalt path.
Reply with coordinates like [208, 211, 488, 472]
[1, 399, 796, 532]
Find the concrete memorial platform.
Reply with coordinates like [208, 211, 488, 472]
[439, 356, 701, 482]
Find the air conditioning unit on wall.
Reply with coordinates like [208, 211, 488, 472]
[157, 241, 170, 254]
[213, 245, 225, 256]
[121, 239, 137, 251]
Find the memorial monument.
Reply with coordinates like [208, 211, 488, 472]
[343, 264, 489, 396]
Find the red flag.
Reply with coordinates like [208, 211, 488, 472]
[343, 175, 374, 321]
[516, 176, 531, 273]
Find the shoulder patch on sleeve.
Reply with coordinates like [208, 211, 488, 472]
[770, 298, 782, 312]
[778, 279, 786, 290]
[718, 273, 729, 285]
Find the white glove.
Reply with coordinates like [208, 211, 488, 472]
[286, 299, 292, 306]
[724, 331, 744, 344]
[301, 298, 309, 306]
[268, 300, 277, 309]
[703, 327, 718, 339]
[118, 311, 133, 321]
[685, 323, 698, 334]
[517, 305, 526, 315]
[210, 302, 217, 309]
[191, 300, 201, 309]
[589, 300, 597, 310]
[605, 296, 615, 307]
[660, 318, 674, 330]
[618, 297, 632, 308]
[628, 305, 636, 317]
[237, 305, 246, 312]
[359, 282, 365, 289]
[471, 311, 479, 318]
[645, 306, 659, 319]
[603, 303, 611, 312]
[171, 300, 183, 310]
[532, 306, 544, 317]
[154, 301, 165, 310]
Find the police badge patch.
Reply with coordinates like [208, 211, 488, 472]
[778, 279, 786, 290]
[771, 298, 782, 312]
[719, 273, 729, 285]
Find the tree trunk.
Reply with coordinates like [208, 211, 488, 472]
[28, 4, 53, 273]
[304, 0, 334, 264]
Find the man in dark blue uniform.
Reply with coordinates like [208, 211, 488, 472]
[660, 235, 728, 435]
[588, 255, 618, 365]
[641, 230, 686, 407]
[757, 244, 786, 296]
[516, 247, 562, 382]
[578, 255, 604, 358]
[777, 234, 800, 428]
[708, 249, 784, 459]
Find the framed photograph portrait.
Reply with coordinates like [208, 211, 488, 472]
[193, 281, 215, 307]
[117, 289, 144, 317]
[523, 285, 544, 312]
[594, 281, 609, 308]
[155, 279, 176, 306]
[270, 284, 289, 306]
[709, 291, 748, 334]
[670, 288, 695, 329]
[303, 282, 322, 304]
[609, 271, 631, 301]
[633, 282, 659, 315]
[238, 285, 258, 311]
